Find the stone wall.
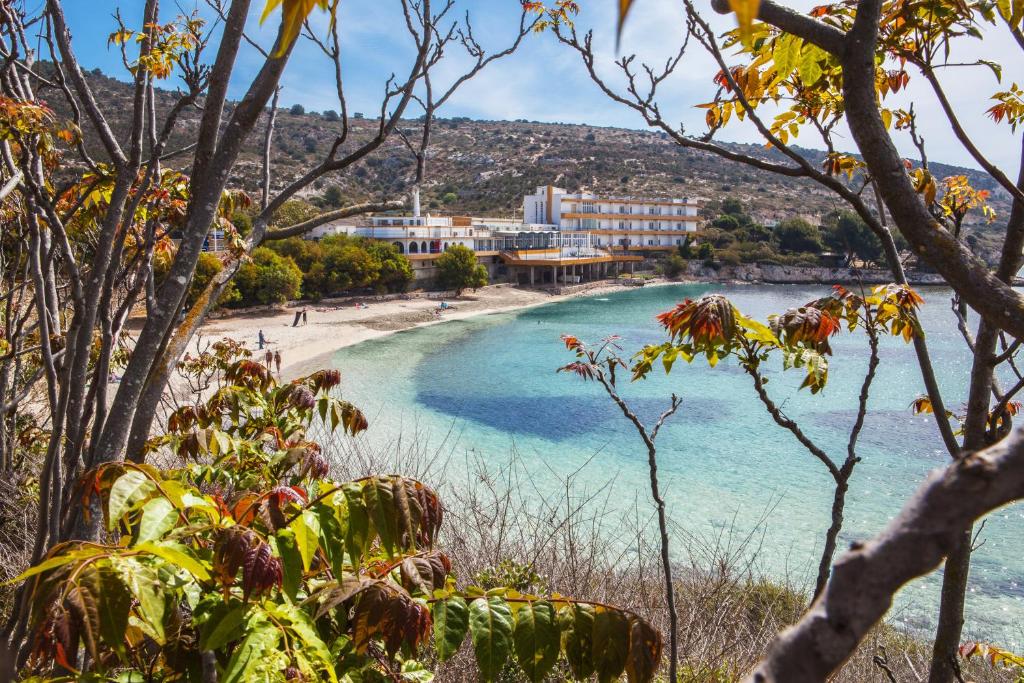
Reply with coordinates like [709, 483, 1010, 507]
[681, 261, 947, 285]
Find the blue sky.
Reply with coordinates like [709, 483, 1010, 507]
[62, 1, 1023, 174]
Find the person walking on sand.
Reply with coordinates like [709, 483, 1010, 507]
[258, 329, 266, 349]
[274, 350, 282, 376]
[302, 309, 308, 325]
[265, 349, 273, 369]
[292, 309, 302, 327]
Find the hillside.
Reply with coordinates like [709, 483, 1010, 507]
[49, 68, 1007, 228]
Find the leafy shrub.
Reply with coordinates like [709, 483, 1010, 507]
[14, 359, 662, 682]
[233, 247, 302, 306]
[660, 254, 686, 278]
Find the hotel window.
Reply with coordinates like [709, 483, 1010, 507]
[648, 206, 655, 215]
[648, 239, 656, 245]
[582, 202, 595, 212]
[648, 221, 656, 229]
[618, 221, 625, 229]
[619, 205, 626, 213]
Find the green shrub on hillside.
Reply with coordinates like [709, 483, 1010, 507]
[233, 247, 303, 306]
[774, 218, 823, 254]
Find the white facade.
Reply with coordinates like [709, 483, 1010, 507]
[522, 185, 700, 249]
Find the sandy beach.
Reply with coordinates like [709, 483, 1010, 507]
[197, 281, 652, 379]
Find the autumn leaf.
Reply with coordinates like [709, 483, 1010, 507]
[260, 0, 331, 58]
[729, 0, 762, 46]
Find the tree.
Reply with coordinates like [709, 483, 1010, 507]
[322, 108, 340, 121]
[774, 218, 822, 254]
[633, 287, 920, 600]
[0, 0, 541, 670]
[553, 0, 1024, 679]
[323, 184, 344, 207]
[559, 337, 682, 683]
[720, 196, 744, 216]
[233, 247, 302, 306]
[441, 191, 458, 204]
[822, 211, 884, 266]
[365, 240, 414, 292]
[436, 245, 488, 295]
[288, 103, 305, 115]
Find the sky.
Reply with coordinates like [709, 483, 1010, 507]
[59, 0, 1024, 176]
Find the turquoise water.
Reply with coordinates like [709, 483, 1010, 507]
[324, 284, 1023, 644]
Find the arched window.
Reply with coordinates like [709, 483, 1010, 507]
[443, 242, 449, 251]
[393, 241, 404, 254]
[409, 242, 419, 254]
[421, 241, 428, 253]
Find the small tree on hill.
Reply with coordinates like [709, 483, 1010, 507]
[775, 218, 823, 254]
[289, 103, 305, 116]
[437, 245, 488, 295]
[823, 211, 884, 266]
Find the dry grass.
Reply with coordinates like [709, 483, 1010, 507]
[326, 427, 1016, 683]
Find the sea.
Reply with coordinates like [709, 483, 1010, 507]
[316, 283, 1023, 645]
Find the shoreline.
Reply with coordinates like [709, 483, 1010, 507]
[195, 267, 956, 381]
[198, 280, 664, 379]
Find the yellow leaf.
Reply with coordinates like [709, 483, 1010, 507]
[729, 0, 762, 46]
[261, 0, 330, 58]
[617, 0, 635, 44]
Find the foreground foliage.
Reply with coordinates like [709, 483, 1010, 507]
[12, 357, 660, 682]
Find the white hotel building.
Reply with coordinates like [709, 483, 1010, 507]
[522, 185, 700, 251]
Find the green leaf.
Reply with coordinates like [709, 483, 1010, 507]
[136, 541, 211, 580]
[114, 558, 167, 644]
[221, 612, 281, 683]
[316, 502, 346, 577]
[433, 596, 470, 662]
[265, 602, 339, 683]
[559, 603, 596, 680]
[469, 597, 514, 682]
[342, 484, 370, 565]
[290, 509, 321, 572]
[107, 470, 155, 531]
[274, 530, 303, 601]
[593, 608, 631, 682]
[6, 546, 104, 584]
[512, 601, 560, 683]
[199, 603, 248, 650]
[136, 497, 178, 544]
[798, 44, 823, 86]
[363, 478, 398, 556]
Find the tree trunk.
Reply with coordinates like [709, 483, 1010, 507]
[814, 477, 848, 600]
[928, 323, 997, 681]
[928, 529, 972, 683]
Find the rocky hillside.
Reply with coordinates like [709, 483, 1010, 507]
[48, 68, 1007, 227]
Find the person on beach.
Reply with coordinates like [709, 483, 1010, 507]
[292, 309, 302, 327]
[274, 350, 282, 375]
[258, 329, 266, 349]
[265, 349, 273, 369]
[302, 309, 308, 325]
